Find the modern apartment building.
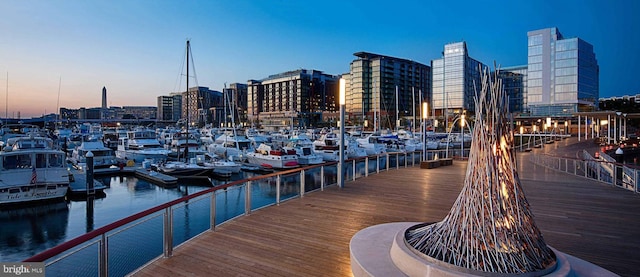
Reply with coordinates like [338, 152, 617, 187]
[181, 86, 222, 127]
[497, 65, 528, 114]
[345, 52, 430, 131]
[222, 83, 248, 127]
[157, 93, 182, 122]
[526, 27, 599, 117]
[431, 42, 487, 128]
[247, 69, 339, 129]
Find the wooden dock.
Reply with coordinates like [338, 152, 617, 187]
[132, 150, 640, 276]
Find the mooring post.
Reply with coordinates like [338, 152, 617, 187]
[86, 151, 95, 195]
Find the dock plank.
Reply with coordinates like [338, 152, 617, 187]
[132, 151, 640, 277]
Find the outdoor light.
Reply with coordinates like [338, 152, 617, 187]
[339, 79, 346, 105]
[554, 122, 558, 129]
[546, 117, 551, 127]
[519, 126, 524, 135]
[565, 121, 568, 127]
[601, 120, 608, 126]
[422, 102, 428, 119]
[460, 113, 465, 128]
[434, 119, 438, 127]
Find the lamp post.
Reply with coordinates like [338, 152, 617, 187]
[616, 111, 622, 143]
[422, 102, 428, 161]
[623, 113, 628, 141]
[339, 78, 346, 189]
[460, 111, 465, 158]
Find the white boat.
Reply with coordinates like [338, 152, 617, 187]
[313, 132, 367, 161]
[245, 144, 299, 169]
[355, 134, 387, 155]
[116, 128, 171, 163]
[198, 153, 242, 174]
[70, 138, 118, 168]
[0, 135, 69, 204]
[152, 161, 211, 177]
[283, 135, 324, 165]
[168, 129, 206, 160]
[207, 131, 252, 161]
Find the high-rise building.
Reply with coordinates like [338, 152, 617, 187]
[223, 83, 248, 126]
[157, 93, 182, 122]
[431, 42, 487, 126]
[497, 65, 528, 114]
[526, 27, 599, 117]
[181, 86, 222, 127]
[247, 69, 339, 128]
[345, 52, 430, 131]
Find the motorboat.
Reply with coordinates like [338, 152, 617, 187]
[70, 137, 118, 168]
[0, 135, 69, 204]
[245, 144, 298, 169]
[116, 128, 171, 163]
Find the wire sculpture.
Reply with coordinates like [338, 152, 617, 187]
[405, 67, 556, 274]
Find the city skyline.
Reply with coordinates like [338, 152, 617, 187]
[1, 0, 639, 118]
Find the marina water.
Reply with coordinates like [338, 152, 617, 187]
[0, 168, 306, 263]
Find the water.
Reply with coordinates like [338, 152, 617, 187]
[0, 171, 265, 262]
[0, 153, 409, 272]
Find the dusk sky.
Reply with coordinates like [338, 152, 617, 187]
[1, 0, 639, 118]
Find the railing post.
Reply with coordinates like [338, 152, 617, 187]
[300, 169, 305, 197]
[386, 154, 390, 171]
[99, 234, 108, 277]
[210, 191, 216, 231]
[396, 153, 399, 169]
[365, 157, 369, 177]
[404, 152, 408, 168]
[245, 181, 252, 214]
[377, 155, 380, 174]
[320, 166, 324, 191]
[163, 207, 173, 258]
[276, 175, 281, 203]
[352, 159, 356, 181]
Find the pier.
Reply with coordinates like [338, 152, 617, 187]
[131, 140, 640, 276]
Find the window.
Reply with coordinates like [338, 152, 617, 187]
[528, 34, 543, 46]
[36, 154, 46, 168]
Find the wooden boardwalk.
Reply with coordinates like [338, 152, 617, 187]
[132, 150, 640, 277]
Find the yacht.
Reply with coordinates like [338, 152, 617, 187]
[70, 137, 118, 168]
[245, 144, 298, 169]
[207, 130, 252, 162]
[116, 128, 171, 163]
[168, 129, 206, 160]
[0, 135, 69, 204]
[283, 134, 324, 165]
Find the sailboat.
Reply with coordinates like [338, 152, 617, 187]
[153, 40, 211, 177]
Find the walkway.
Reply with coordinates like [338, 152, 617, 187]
[133, 141, 640, 276]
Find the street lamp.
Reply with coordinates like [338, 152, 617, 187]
[460, 111, 465, 158]
[422, 102, 428, 161]
[616, 111, 622, 143]
[339, 78, 346, 189]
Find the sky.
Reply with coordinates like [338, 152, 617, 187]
[1, 0, 639, 118]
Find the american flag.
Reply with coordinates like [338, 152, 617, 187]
[30, 166, 37, 184]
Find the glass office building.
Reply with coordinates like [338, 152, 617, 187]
[497, 65, 528, 114]
[527, 28, 599, 117]
[432, 42, 486, 120]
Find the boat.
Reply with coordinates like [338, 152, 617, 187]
[167, 129, 207, 160]
[116, 128, 171, 163]
[283, 134, 324, 165]
[70, 137, 118, 168]
[0, 135, 69, 205]
[198, 153, 242, 174]
[245, 144, 299, 169]
[207, 131, 253, 162]
[151, 161, 211, 177]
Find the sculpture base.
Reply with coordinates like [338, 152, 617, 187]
[350, 222, 617, 277]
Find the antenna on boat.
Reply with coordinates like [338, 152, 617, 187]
[185, 39, 190, 163]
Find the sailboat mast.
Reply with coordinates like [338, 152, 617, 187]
[412, 87, 416, 133]
[5, 72, 8, 120]
[373, 78, 377, 133]
[185, 40, 190, 163]
[395, 85, 399, 132]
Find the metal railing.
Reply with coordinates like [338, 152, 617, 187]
[531, 151, 639, 194]
[24, 150, 456, 276]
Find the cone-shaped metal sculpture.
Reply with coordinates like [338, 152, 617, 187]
[405, 67, 556, 274]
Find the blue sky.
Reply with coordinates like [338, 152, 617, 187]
[1, 0, 638, 117]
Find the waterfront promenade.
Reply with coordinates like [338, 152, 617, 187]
[133, 139, 640, 276]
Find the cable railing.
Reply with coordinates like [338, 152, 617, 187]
[531, 150, 639, 194]
[24, 149, 457, 277]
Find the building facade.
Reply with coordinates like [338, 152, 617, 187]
[432, 42, 486, 129]
[181, 86, 222, 127]
[247, 69, 339, 129]
[221, 83, 248, 127]
[345, 52, 431, 131]
[526, 27, 599, 117]
[497, 65, 528, 114]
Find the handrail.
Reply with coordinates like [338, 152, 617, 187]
[23, 149, 455, 275]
